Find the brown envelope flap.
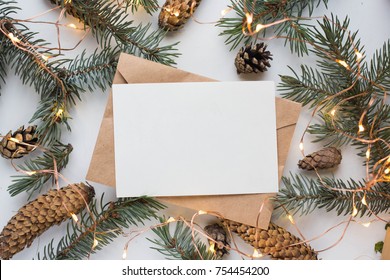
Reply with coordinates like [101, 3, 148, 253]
[86, 53, 302, 228]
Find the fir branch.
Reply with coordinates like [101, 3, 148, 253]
[0, 19, 56, 96]
[365, 40, 390, 92]
[49, 0, 179, 66]
[217, 0, 328, 52]
[37, 196, 165, 260]
[0, 36, 7, 91]
[64, 47, 119, 92]
[122, 0, 159, 15]
[275, 174, 390, 218]
[148, 218, 217, 260]
[8, 142, 73, 198]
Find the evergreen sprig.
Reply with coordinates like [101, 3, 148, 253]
[148, 218, 218, 260]
[63, 47, 119, 92]
[275, 174, 390, 218]
[49, 0, 179, 66]
[7, 142, 73, 198]
[123, 0, 159, 15]
[278, 15, 390, 218]
[279, 15, 389, 171]
[217, 0, 328, 53]
[37, 195, 165, 260]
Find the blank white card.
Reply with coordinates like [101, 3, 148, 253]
[113, 81, 278, 197]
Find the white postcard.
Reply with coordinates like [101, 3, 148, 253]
[113, 81, 278, 197]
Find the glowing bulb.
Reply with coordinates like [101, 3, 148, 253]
[9, 137, 20, 143]
[361, 195, 367, 206]
[362, 222, 371, 228]
[209, 243, 215, 253]
[92, 239, 99, 249]
[336, 60, 350, 70]
[252, 249, 262, 258]
[352, 206, 358, 217]
[166, 217, 176, 223]
[384, 168, 390, 175]
[287, 214, 295, 225]
[198, 210, 207, 215]
[25, 171, 37, 176]
[41, 54, 49, 62]
[8, 33, 21, 44]
[221, 8, 230, 16]
[71, 213, 78, 223]
[56, 108, 64, 118]
[330, 109, 336, 116]
[366, 149, 370, 160]
[67, 23, 77, 29]
[355, 51, 363, 62]
[122, 249, 127, 259]
[358, 124, 365, 132]
[255, 24, 264, 33]
[299, 142, 304, 151]
[173, 10, 180, 17]
[246, 13, 253, 25]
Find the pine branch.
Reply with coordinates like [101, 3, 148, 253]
[49, 0, 179, 66]
[37, 195, 165, 260]
[0, 0, 16, 92]
[0, 20, 56, 96]
[64, 47, 119, 92]
[275, 174, 390, 218]
[148, 218, 218, 260]
[365, 40, 390, 92]
[123, 0, 159, 15]
[7, 142, 73, 198]
[217, 0, 328, 52]
[0, 37, 7, 92]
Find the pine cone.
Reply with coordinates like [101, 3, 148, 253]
[204, 223, 229, 258]
[0, 183, 95, 260]
[158, 0, 202, 31]
[235, 43, 273, 74]
[48, 0, 94, 26]
[223, 220, 317, 260]
[0, 125, 39, 159]
[298, 147, 342, 171]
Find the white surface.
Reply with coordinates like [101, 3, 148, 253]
[1, 0, 390, 260]
[113, 82, 278, 197]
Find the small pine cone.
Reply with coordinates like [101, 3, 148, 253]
[158, 0, 202, 31]
[235, 43, 273, 74]
[298, 147, 342, 171]
[0, 183, 95, 260]
[48, 0, 95, 27]
[0, 125, 39, 159]
[204, 223, 229, 258]
[223, 220, 317, 260]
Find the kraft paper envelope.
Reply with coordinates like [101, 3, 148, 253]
[382, 228, 390, 260]
[86, 53, 301, 228]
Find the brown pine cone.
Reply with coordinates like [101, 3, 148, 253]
[158, 0, 202, 31]
[48, 0, 101, 29]
[224, 220, 317, 260]
[0, 125, 38, 159]
[0, 183, 95, 260]
[48, 0, 79, 18]
[298, 147, 342, 171]
[204, 223, 230, 258]
[235, 42, 273, 74]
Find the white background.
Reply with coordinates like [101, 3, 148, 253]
[1, 0, 389, 260]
